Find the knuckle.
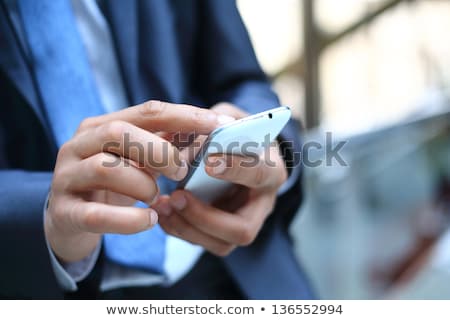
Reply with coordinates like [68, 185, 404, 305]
[80, 206, 102, 230]
[53, 160, 70, 179]
[213, 244, 235, 257]
[139, 100, 166, 118]
[92, 154, 114, 178]
[78, 117, 98, 132]
[190, 110, 207, 127]
[254, 165, 266, 187]
[123, 213, 148, 234]
[235, 225, 257, 246]
[57, 141, 74, 160]
[47, 198, 65, 225]
[48, 201, 76, 234]
[52, 166, 72, 191]
[101, 120, 128, 142]
[212, 102, 232, 113]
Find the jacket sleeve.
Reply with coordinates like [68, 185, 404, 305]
[0, 170, 64, 298]
[197, 0, 304, 227]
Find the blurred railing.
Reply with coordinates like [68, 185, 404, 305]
[290, 97, 450, 299]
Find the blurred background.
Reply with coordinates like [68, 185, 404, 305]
[237, 0, 450, 299]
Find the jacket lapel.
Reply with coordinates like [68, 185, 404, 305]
[0, 3, 47, 126]
[104, 0, 184, 105]
[102, 0, 138, 104]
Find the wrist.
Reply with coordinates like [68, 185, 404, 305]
[44, 208, 101, 264]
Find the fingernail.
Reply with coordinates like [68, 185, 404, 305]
[174, 159, 188, 181]
[217, 114, 235, 125]
[211, 157, 227, 175]
[147, 191, 159, 206]
[170, 193, 187, 211]
[148, 209, 158, 227]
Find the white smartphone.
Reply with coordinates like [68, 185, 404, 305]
[177, 106, 291, 203]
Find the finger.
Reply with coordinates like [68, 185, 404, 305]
[62, 153, 159, 205]
[159, 213, 235, 257]
[235, 189, 277, 221]
[212, 102, 248, 119]
[179, 134, 207, 164]
[157, 132, 197, 149]
[104, 192, 138, 207]
[69, 121, 188, 180]
[77, 100, 233, 135]
[169, 190, 261, 246]
[72, 201, 158, 234]
[205, 154, 272, 189]
[153, 186, 248, 216]
[152, 195, 172, 216]
[211, 185, 249, 213]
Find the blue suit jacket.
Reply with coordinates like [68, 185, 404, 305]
[0, 0, 313, 299]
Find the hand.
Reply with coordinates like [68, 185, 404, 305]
[45, 100, 229, 263]
[153, 103, 288, 256]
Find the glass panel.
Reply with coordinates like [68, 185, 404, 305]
[315, 0, 392, 33]
[237, 0, 302, 75]
[320, 1, 450, 135]
[237, 0, 304, 120]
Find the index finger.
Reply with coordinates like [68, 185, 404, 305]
[77, 100, 233, 135]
